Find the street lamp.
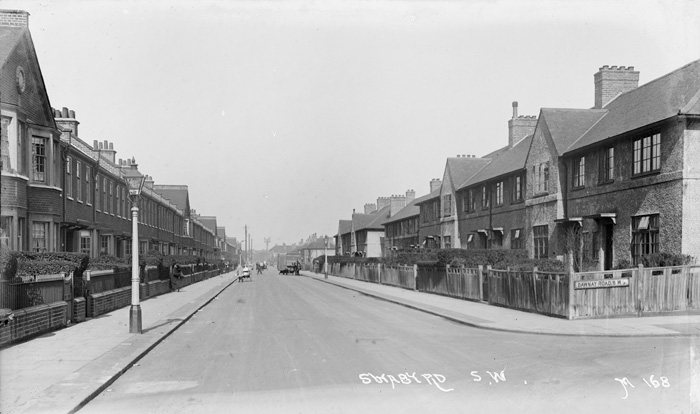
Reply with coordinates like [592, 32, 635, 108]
[122, 162, 146, 334]
[324, 236, 328, 279]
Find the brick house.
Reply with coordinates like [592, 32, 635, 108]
[453, 60, 700, 271]
[1, 9, 222, 261]
[560, 61, 700, 270]
[1, 10, 63, 252]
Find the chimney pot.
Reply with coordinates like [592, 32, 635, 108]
[62, 107, 69, 118]
[69, 110, 75, 119]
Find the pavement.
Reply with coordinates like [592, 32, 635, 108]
[1, 269, 699, 414]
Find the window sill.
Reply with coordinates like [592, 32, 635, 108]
[632, 170, 661, 179]
[571, 186, 585, 192]
[597, 179, 614, 186]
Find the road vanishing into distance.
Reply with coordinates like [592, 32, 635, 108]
[80, 267, 696, 413]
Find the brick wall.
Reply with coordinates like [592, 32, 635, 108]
[88, 286, 130, 317]
[73, 297, 86, 322]
[28, 186, 62, 215]
[0, 301, 67, 347]
[0, 175, 27, 208]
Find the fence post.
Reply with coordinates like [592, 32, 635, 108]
[413, 264, 418, 291]
[478, 265, 484, 301]
[637, 264, 644, 317]
[378, 263, 382, 285]
[567, 267, 575, 320]
[531, 266, 538, 312]
[486, 265, 492, 303]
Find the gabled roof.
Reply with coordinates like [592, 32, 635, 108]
[445, 157, 491, 188]
[463, 134, 534, 187]
[1, 21, 56, 130]
[567, 59, 700, 153]
[353, 205, 390, 232]
[382, 195, 423, 225]
[153, 185, 190, 215]
[337, 220, 352, 237]
[540, 108, 607, 155]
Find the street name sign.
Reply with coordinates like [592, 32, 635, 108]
[574, 279, 630, 290]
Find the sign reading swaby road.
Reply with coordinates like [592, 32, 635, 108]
[574, 279, 630, 290]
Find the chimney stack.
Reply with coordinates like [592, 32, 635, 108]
[508, 101, 537, 148]
[594, 65, 639, 109]
[405, 189, 415, 204]
[0, 10, 29, 27]
[53, 107, 80, 137]
[364, 203, 377, 214]
[430, 178, 442, 193]
[377, 197, 391, 210]
[390, 194, 407, 217]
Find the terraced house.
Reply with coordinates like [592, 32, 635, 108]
[450, 60, 700, 271]
[1, 9, 224, 260]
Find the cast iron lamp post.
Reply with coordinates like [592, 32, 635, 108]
[123, 164, 146, 334]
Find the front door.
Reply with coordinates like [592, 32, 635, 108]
[604, 224, 614, 270]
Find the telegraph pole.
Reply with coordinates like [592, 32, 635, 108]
[244, 225, 248, 265]
[264, 237, 271, 251]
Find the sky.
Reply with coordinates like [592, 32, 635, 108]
[2, 0, 699, 248]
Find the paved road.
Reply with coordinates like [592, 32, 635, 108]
[80, 268, 697, 413]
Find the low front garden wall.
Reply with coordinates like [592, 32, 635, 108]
[0, 301, 68, 347]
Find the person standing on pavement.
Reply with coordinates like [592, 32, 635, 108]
[171, 263, 183, 292]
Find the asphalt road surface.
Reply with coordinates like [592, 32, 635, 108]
[80, 267, 697, 414]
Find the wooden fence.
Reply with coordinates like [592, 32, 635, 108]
[488, 268, 569, 318]
[381, 265, 416, 290]
[416, 265, 483, 301]
[571, 265, 700, 319]
[324, 261, 700, 319]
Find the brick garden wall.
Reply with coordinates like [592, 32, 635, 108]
[0, 301, 67, 347]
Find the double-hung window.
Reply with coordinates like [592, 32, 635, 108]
[76, 161, 82, 201]
[32, 137, 47, 183]
[599, 147, 614, 183]
[86, 167, 92, 205]
[495, 182, 503, 206]
[66, 156, 73, 198]
[481, 186, 489, 209]
[533, 162, 549, 194]
[513, 175, 523, 201]
[633, 134, 661, 175]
